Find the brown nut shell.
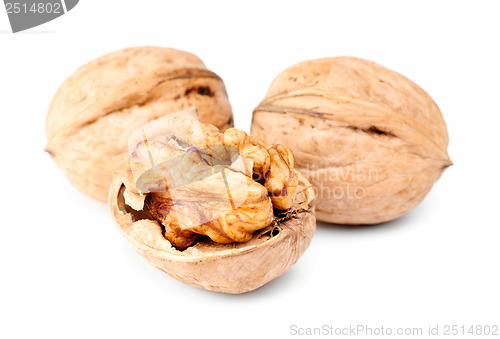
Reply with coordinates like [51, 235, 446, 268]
[109, 171, 315, 294]
[252, 57, 452, 224]
[45, 47, 233, 202]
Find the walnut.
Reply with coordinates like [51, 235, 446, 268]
[109, 115, 315, 293]
[45, 47, 233, 202]
[252, 57, 452, 224]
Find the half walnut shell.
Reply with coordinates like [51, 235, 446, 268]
[109, 116, 315, 294]
[109, 170, 315, 294]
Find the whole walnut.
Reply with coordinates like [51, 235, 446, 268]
[251, 57, 452, 224]
[109, 114, 315, 293]
[45, 47, 233, 202]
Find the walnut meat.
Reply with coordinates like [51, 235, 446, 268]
[45, 47, 233, 202]
[251, 57, 452, 224]
[109, 116, 316, 293]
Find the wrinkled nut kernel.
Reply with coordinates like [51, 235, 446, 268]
[252, 57, 452, 224]
[45, 47, 233, 202]
[109, 116, 316, 293]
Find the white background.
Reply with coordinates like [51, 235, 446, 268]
[1, 1, 499, 338]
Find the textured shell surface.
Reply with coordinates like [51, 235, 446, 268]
[252, 57, 452, 224]
[45, 47, 233, 201]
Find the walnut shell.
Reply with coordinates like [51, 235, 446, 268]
[45, 47, 233, 202]
[252, 57, 452, 224]
[109, 171, 316, 294]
